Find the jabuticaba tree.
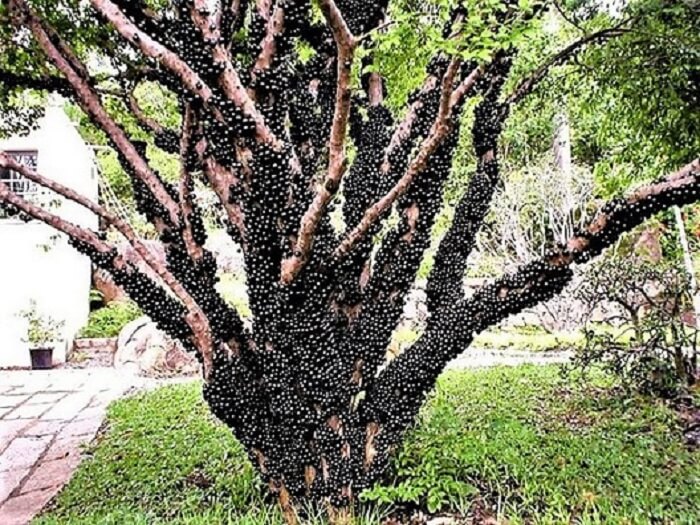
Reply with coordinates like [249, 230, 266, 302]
[0, 0, 698, 521]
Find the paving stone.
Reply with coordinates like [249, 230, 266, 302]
[0, 367, 142, 523]
[57, 416, 103, 440]
[0, 468, 29, 503]
[26, 393, 66, 405]
[76, 405, 106, 420]
[4, 403, 53, 420]
[0, 436, 52, 472]
[21, 420, 61, 438]
[40, 392, 92, 421]
[0, 486, 60, 525]
[0, 395, 29, 409]
[42, 437, 83, 462]
[8, 381, 53, 396]
[45, 376, 85, 392]
[90, 388, 125, 406]
[0, 421, 32, 453]
[21, 456, 81, 494]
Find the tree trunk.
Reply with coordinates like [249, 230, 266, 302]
[674, 206, 700, 328]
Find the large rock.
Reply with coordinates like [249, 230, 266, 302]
[633, 226, 663, 263]
[115, 316, 199, 377]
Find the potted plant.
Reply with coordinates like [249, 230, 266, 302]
[18, 301, 65, 369]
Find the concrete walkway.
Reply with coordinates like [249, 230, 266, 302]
[0, 368, 140, 525]
[447, 348, 572, 369]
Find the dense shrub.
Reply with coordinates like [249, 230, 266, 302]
[78, 300, 142, 339]
[568, 255, 698, 397]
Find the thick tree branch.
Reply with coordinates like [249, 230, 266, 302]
[280, 0, 357, 284]
[10, 0, 182, 227]
[318, 0, 355, 49]
[379, 78, 438, 175]
[367, 72, 384, 106]
[192, 0, 223, 42]
[0, 181, 112, 254]
[252, 2, 286, 77]
[89, 0, 226, 121]
[177, 105, 206, 262]
[364, 158, 700, 478]
[183, 0, 283, 149]
[454, 158, 700, 336]
[198, 145, 248, 247]
[333, 62, 480, 259]
[426, 60, 511, 312]
[0, 70, 71, 93]
[222, 0, 249, 43]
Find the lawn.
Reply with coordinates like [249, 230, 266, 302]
[36, 366, 699, 524]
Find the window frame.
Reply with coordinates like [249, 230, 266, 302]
[0, 150, 40, 221]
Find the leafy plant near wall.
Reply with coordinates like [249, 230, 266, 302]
[78, 300, 143, 339]
[18, 299, 65, 347]
[0, 0, 698, 522]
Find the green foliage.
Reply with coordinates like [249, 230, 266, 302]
[502, 1, 699, 194]
[368, 0, 541, 111]
[78, 300, 142, 339]
[37, 367, 699, 524]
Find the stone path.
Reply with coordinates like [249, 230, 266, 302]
[447, 347, 572, 369]
[0, 368, 140, 525]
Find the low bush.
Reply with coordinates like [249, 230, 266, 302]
[570, 255, 698, 397]
[78, 300, 142, 339]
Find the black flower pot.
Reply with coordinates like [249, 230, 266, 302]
[29, 347, 54, 370]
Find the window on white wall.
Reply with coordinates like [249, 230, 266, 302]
[0, 150, 39, 219]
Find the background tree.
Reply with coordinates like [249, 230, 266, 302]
[0, 0, 698, 521]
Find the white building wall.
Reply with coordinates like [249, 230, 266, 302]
[0, 104, 98, 368]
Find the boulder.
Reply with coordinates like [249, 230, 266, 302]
[633, 226, 663, 263]
[115, 316, 199, 377]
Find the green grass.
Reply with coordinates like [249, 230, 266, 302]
[472, 324, 636, 352]
[388, 325, 585, 355]
[36, 366, 699, 524]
